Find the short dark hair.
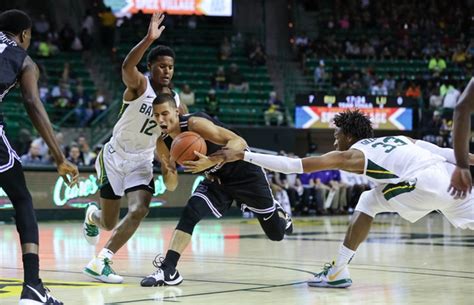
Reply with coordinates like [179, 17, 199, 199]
[153, 93, 176, 108]
[0, 9, 32, 36]
[147, 45, 175, 64]
[333, 109, 374, 140]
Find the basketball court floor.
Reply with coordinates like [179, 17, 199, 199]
[1, 214, 473, 304]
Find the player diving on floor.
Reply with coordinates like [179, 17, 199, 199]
[185, 109, 474, 288]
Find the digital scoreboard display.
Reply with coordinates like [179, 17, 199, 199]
[295, 94, 415, 130]
[105, 0, 233, 17]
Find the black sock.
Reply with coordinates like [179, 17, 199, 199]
[23, 253, 40, 285]
[163, 250, 180, 269]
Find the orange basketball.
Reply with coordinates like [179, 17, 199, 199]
[170, 131, 207, 166]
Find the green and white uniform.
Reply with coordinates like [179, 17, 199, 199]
[95, 77, 180, 196]
[352, 136, 473, 229]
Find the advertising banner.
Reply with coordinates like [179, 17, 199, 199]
[105, 0, 233, 17]
[295, 106, 413, 130]
[294, 94, 415, 130]
[0, 170, 204, 210]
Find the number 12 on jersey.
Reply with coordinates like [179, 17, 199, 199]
[140, 118, 158, 136]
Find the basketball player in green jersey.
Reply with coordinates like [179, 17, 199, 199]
[449, 77, 473, 199]
[82, 13, 184, 283]
[201, 110, 474, 288]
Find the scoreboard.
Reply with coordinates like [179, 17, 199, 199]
[295, 94, 415, 130]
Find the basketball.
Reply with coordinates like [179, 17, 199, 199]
[170, 131, 207, 165]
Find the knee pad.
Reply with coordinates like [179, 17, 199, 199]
[176, 196, 207, 234]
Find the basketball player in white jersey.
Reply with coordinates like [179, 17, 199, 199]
[82, 12, 183, 283]
[449, 77, 473, 199]
[200, 110, 474, 288]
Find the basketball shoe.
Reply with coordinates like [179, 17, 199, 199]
[141, 255, 183, 287]
[83, 202, 99, 245]
[275, 202, 293, 234]
[83, 257, 123, 284]
[307, 262, 352, 288]
[19, 279, 63, 305]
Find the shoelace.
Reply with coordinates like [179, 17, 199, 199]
[316, 262, 334, 277]
[149, 254, 165, 276]
[44, 287, 61, 303]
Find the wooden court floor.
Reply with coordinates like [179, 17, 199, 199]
[1, 214, 473, 304]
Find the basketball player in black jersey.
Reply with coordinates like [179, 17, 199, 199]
[140, 93, 293, 286]
[0, 10, 79, 305]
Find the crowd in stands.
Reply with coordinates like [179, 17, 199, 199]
[299, 0, 470, 65]
[263, 151, 374, 217]
[32, 12, 95, 56]
[210, 62, 250, 93]
[294, 0, 472, 147]
[299, 1, 471, 89]
[37, 61, 108, 125]
[23, 8, 112, 127]
[117, 12, 278, 125]
[13, 131, 102, 168]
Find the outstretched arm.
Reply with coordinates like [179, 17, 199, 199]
[122, 13, 165, 98]
[20, 56, 78, 186]
[182, 117, 248, 173]
[207, 148, 365, 175]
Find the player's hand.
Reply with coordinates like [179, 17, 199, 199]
[448, 166, 472, 200]
[146, 12, 165, 41]
[161, 154, 177, 175]
[57, 160, 79, 187]
[208, 148, 244, 164]
[183, 151, 216, 174]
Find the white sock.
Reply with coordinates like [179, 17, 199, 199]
[98, 248, 114, 260]
[335, 244, 355, 268]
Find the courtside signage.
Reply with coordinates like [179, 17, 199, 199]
[0, 171, 204, 209]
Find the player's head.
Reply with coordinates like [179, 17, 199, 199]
[333, 110, 373, 151]
[147, 45, 175, 87]
[153, 93, 179, 133]
[0, 9, 32, 50]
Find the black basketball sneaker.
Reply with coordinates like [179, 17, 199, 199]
[19, 279, 63, 305]
[141, 255, 183, 287]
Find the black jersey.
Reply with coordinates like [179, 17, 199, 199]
[161, 112, 255, 180]
[162, 112, 277, 217]
[0, 32, 26, 171]
[0, 32, 27, 103]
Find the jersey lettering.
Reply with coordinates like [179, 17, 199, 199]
[360, 138, 376, 145]
[139, 103, 154, 118]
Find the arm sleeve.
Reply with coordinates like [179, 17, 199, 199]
[243, 152, 304, 174]
[415, 140, 456, 164]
